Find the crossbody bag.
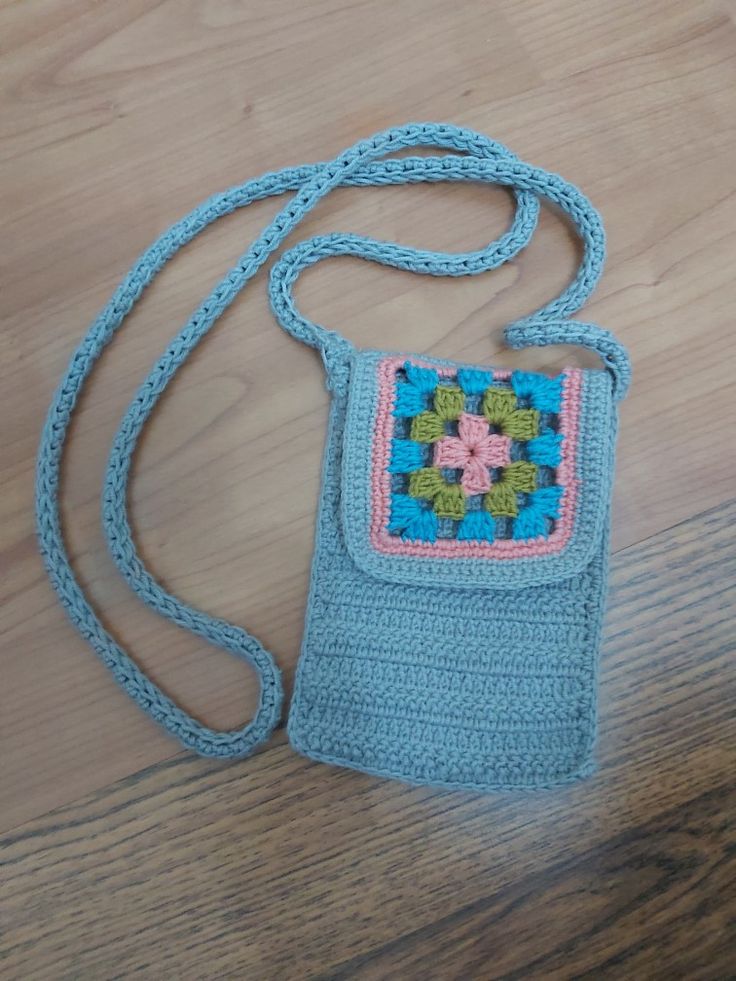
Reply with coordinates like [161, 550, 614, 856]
[37, 123, 630, 790]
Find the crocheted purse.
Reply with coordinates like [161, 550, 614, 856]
[37, 124, 630, 790]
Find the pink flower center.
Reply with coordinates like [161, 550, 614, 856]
[433, 412, 512, 496]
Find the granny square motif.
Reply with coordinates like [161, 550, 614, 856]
[374, 357, 581, 554]
[340, 351, 615, 594]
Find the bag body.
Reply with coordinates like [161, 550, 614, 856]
[290, 352, 617, 789]
[37, 122, 630, 788]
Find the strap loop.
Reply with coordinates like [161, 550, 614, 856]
[269, 151, 609, 393]
[505, 319, 631, 400]
[36, 123, 627, 759]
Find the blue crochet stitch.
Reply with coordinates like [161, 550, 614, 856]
[36, 123, 630, 789]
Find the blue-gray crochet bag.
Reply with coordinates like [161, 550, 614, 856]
[37, 124, 630, 790]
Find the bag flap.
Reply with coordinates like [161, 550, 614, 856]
[340, 350, 616, 590]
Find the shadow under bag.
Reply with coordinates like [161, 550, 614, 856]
[37, 123, 631, 790]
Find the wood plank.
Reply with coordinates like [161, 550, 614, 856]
[331, 786, 735, 980]
[2, 499, 733, 979]
[3, 0, 736, 828]
[2, 7, 736, 973]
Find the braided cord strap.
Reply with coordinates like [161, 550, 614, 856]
[269, 150, 631, 397]
[37, 123, 568, 758]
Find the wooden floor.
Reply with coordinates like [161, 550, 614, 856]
[2, 0, 735, 977]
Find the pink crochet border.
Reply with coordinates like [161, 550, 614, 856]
[369, 356, 583, 559]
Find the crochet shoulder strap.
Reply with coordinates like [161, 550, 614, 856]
[268, 153, 630, 398]
[36, 123, 630, 759]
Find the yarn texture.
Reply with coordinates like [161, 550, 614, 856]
[292, 353, 616, 789]
[36, 123, 629, 788]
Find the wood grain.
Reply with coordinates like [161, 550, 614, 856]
[2, 501, 734, 978]
[1, 0, 735, 975]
